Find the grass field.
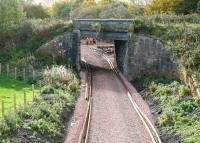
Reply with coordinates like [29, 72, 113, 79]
[0, 76, 39, 117]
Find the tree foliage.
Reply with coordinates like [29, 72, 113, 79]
[0, 0, 26, 48]
[0, 0, 26, 33]
[70, 0, 143, 19]
[23, 4, 49, 19]
[197, 0, 200, 13]
[48, 1, 72, 19]
[144, 0, 199, 15]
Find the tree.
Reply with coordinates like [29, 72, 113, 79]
[48, 1, 71, 19]
[24, 4, 49, 19]
[99, 2, 131, 19]
[99, 0, 115, 5]
[0, 0, 26, 47]
[197, 0, 200, 13]
[128, 3, 143, 15]
[0, 0, 26, 32]
[144, 0, 199, 15]
[177, 0, 199, 14]
[82, 0, 96, 6]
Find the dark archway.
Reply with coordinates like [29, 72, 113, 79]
[72, 19, 133, 71]
[114, 40, 127, 72]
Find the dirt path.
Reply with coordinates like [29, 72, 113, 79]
[88, 68, 152, 143]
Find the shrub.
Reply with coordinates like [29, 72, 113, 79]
[43, 65, 78, 85]
[148, 82, 157, 92]
[160, 112, 175, 127]
[178, 85, 191, 97]
[0, 115, 22, 136]
[42, 85, 55, 94]
[144, 77, 200, 142]
[68, 82, 80, 93]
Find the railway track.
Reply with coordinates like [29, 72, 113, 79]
[79, 45, 162, 143]
[78, 58, 93, 143]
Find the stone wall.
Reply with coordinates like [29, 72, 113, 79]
[36, 33, 72, 63]
[123, 34, 177, 81]
[72, 20, 178, 81]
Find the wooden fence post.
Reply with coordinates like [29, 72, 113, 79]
[14, 95, 17, 113]
[0, 63, 1, 75]
[24, 90, 26, 105]
[32, 70, 35, 81]
[2, 98, 4, 116]
[15, 67, 17, 80]
[23, 68, 26, 80]
[7, 64, 9, 76]
[39, 80, 42, 96]
[32, 84, 34, 101]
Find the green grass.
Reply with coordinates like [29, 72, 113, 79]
[0, 65, 79, 142]
[0, 76, 39, 117]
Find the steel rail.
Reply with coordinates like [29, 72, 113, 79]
[81, 44, 162, 143]
[102, 51, 162, 143]
[78, 59, 93, 143]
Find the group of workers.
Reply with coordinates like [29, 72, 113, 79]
[83, 37, 97, 45]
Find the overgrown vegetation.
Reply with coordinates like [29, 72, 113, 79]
[0, 0, 199, 142]
[133, 14, 200, 87]
[144, 0, 199, 15]
[143, 77, 200, 143]
[0, 66, 79, 142]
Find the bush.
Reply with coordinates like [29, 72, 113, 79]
[42, 85, 55, 94]
[178, 85, 191, 97]
[43, 65, 78, 85]
[0, 94, 74, 142]
[148, 82, 157, 92]
[68, 82, 80, 93]
[0, 115, 22, 136]
[145, 77, 200, 142]
[160, 112, 175, 127]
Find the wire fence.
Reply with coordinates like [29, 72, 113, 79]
[0, 63, 78, 118]
[0, 63, 43, 81]
[0, 63, 45, 118]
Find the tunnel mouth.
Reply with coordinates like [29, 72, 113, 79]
[114, 40, 127, 72]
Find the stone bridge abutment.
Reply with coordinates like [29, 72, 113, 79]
[71, 19, 177, 81]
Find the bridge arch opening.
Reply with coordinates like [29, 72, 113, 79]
[72, 19, 133, 72]
[114, 40, 127, 72]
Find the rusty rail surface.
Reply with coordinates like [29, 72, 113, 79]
[78, 60, 92, 143]
[79, 44, 162, 143]
[103, 52, 163, 143]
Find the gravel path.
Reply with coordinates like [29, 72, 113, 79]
[88, 68, 152, 143]
[81, 44, 115, 70]
[66, 43, 158, 143]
